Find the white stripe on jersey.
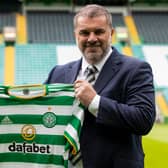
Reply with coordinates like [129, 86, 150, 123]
[0, 105, 73, 116]
[0, 125, 66, 135]
[0, 143, 65, 155]
[73, 108, 84, 123]
[46, 91, 75, 97]
[65, 125, 80, 150]
[0, 162, 64, 168]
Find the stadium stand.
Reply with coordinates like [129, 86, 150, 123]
[27, 11, 125, 44]
[122, 45, 133, 56]
[156, 92, 168, 120]
[163, 89, 168, 105]
[4, 46, 15, 85]
[131, 44, 145, 60]
[27, 11, 75, 43]
[16, 13, 27, 43]
[124, 15, 141, 44]
[132, 11, 168, 44]
[0, 12, 16, 29]
[15, 44, 57, 85]
[0, 12, 16, 44]
[0, 45, 5, 84]
[111, 13, 126, 44]
[0, 11, 16, 33]
[0, 33, 2, 44]
[112, 13, 125, 27]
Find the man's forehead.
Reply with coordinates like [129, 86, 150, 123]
[76, 15, 108, 27]
[77, 15, 106, 21]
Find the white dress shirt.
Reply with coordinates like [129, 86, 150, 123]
[77, 48, 113, 117]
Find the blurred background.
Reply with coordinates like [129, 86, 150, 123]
[0, 0, 168, 167]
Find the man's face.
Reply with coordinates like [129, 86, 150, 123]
[74, 15, 113, 64]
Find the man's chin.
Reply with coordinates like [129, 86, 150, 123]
[86, 47, 100, 52]
[85, 49, 100, 56]
[85, 52, 98, 58]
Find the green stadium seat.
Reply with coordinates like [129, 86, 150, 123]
[131, 44, 145, 60]
[15, 44, 57, 85]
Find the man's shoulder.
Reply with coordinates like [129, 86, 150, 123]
[120, 54, 152, 74]
[53, 59, 81, 70]
[112, 46, 148, 67]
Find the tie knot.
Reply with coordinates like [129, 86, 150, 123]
[85, 65, 98, 84]
[86, 65, 98, 75]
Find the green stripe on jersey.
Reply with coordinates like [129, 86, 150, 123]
[0, 134, 66, 145]
[0, 96, 75, 106]
[0, 115, 72, 125]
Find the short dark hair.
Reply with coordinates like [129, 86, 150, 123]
[74, 4, 112, 28]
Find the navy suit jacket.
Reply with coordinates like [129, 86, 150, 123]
[45, 47, 156, 168]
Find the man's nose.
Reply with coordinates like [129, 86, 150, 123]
[88, 32, 98, 42]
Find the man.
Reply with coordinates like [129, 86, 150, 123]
[45, 4, 156, 168]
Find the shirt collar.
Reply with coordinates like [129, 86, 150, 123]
[81, 47, 113, 74]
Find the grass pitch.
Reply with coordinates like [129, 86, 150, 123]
[143, 123, 168, 168]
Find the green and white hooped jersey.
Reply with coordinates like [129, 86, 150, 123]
[0, 84, 84, 168]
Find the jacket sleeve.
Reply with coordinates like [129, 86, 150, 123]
[97, 61, 156, 135]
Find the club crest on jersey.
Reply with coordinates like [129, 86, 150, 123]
[21, 125, 36, 141]
[42, 112, 57, 128]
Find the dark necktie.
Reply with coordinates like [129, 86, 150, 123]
[85, 65, 98, 85]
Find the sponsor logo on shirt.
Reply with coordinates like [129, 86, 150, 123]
[0, 116, 13, 124]
[8, 142, 51, 154]
[21, 124, 36, 141]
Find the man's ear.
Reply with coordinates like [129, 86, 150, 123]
[111, 28, 115, 36]
[74, 30, 77, 38]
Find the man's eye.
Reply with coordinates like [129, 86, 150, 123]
[95, 30, 105, 35]
[79, 31, 89, 36]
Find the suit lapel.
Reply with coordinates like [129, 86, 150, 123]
[63, 47, 122, 90]
[64, 59, 82, 84]
[94, 47, 122, 93]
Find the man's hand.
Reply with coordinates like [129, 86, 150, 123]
[74, 79, 97, 107]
